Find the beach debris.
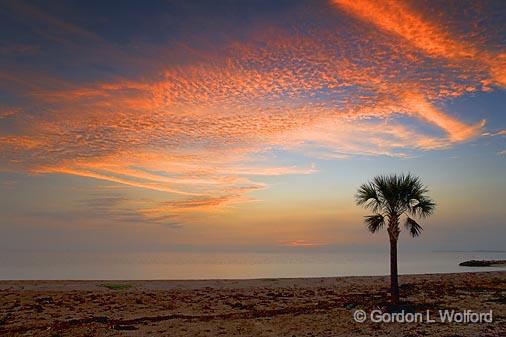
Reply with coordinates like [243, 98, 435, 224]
[112, 324, 138, 330]
[36, 296, 53, 304]
[94, 316, 109, 324]
[101, 283, 132, 291]
[1, 273, 504, 336]
[0, 314, 10, 326]
[459, 260, 506, 267]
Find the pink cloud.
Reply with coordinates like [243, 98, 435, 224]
[279, 240, 328, 247]
[0, 2, 498, 224]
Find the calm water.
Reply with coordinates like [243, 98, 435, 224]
[0, 251, 505, 280]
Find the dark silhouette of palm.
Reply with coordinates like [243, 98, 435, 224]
[355, 173, 435, 305]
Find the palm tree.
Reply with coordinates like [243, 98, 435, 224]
[355, 173, 435, 305]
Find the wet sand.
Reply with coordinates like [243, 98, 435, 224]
[0, 271, 504, 336]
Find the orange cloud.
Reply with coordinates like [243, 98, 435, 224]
[161, 195, 244, 212]
[0, 3, 498, 224]
[279, 240, 328, 247]
[38, 167, 204, 196]
[403, 93, 484, 142]
[331, 0, 506, 87]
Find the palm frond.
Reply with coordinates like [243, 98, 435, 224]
[355, 183, 382, 212]
[364, 214, 385, 233]
[405, 216, 423, 237]
[356, 173, 435, 238]
[372, 174, 400, 212]
[410, 197, 436, 218]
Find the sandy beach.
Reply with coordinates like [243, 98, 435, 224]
[0, 271, 504, 336]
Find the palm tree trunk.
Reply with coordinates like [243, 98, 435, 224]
[389, 237, 400, 305]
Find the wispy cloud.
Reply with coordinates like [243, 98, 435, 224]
[331, 0, 506, 87]
[20, 194, 182, 228]
[279, 240, 328, 247]
[0, 1, 500, 223]
[402, 93, 485, 142]
[483, 129, 506, 137]
[0, 1, 103, 44]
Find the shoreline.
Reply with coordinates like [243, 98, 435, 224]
[1, 270, 505, 291]
[1, 271, 504, 336]
[2, 268, 506, 285]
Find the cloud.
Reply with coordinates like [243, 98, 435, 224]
[0, 44, 39, 55]
[331, 0, 506, 87]
[279, 240, 328, 247]
[19, 194, 182, 228]
[161, 195, 244, 212]
[0, 106, 21, 118]
[483, 129, 506, 137]
[0, 1, 500, 223]
[402, 93, 485, 142]
[0, 1, 103, 44]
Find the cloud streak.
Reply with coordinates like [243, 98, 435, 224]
[279, 240, 328, 248]
[0, 0, 501, 223]
[331, 0, 506, 87]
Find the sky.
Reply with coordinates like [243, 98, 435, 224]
[0, 0, 505, 253]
